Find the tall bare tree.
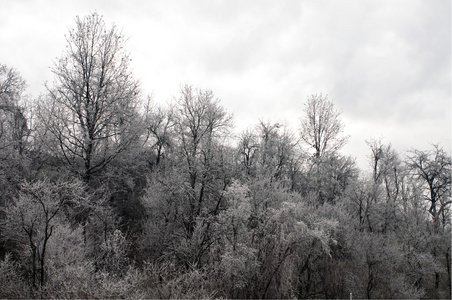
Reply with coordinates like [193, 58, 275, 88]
[174, 85, 233, 235]
[0, 65, 30, 208]
[407, 144, 451, 232]
[299, 94, 348, 159]
[299, 94, 350, 204]
[0, 65, 29, 157]
[406, 144, 451, 298]
[40, 13, 142, 182]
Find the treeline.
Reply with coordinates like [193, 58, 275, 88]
[0, 13, 450, 299]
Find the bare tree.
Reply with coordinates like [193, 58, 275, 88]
[366, 139, 406, 232]
[1, 179, 88, 293]
[406, 144, 451, 232]
[238, 129, 259, 176]
[0, 65, 29, 157]
[40, 13, 142, 182]
[299, 94, 348, 159]
[0, 65, 30, 208]
[299, 94, 350, 204]
[406, 144, 451, 298]
[145, 101, 175, 166]
[0, 64, 26, 105]
[174, 85, 233, 235]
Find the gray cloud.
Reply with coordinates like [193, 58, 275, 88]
[0, 0, 450, 169]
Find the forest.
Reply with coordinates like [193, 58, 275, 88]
[0, 13, 450, 299]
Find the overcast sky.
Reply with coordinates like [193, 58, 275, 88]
[1, 0, 450, 169]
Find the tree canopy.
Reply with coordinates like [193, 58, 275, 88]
[0, 13, 450, 299]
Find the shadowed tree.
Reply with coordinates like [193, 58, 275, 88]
[237, 129, 260, 176]
[0, 64, 29, 158]
[407, 144, 451, 233]
[145, 101, 175, 167]
[406, 144, 451, 298]
[0, 65, 31, 216]
[174, 85, 233, 235]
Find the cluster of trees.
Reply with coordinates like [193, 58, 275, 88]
[0, 13, 450, 299]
